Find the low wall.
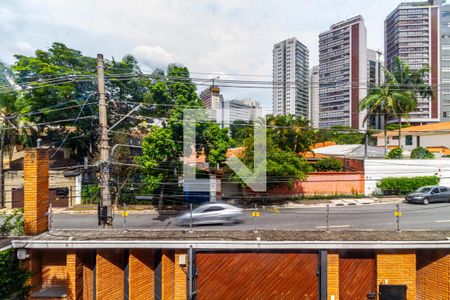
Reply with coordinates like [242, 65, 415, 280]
[270, 172, 365, 196]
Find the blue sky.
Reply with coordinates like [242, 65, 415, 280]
[0, 0, 411, 110]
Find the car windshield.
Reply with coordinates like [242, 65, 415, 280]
[416, 187, 432, 193]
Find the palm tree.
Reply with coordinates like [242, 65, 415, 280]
[388, 57, 433, 147]
[360, 82, 413, 154]
[361, 57, 432, 151]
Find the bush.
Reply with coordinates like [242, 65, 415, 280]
[377, 176, 440, 195]
[0, 249, 32, 299]
[386, 148, 403, 159]
[314, 157, 343, 172]
[0, 209, 24, 236]
[81, 184, 100, 204]
[410, 146, 435, 159]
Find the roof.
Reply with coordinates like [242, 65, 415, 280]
[11, 230, 450, 250]
[313, 144, 386, 159]
[374, 122, 450, 137]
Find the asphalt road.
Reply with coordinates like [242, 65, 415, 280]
[48, 202, 450, 231]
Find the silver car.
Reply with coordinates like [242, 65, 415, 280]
[176, 202, 245, 226]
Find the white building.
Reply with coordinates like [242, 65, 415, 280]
[318, 15, 367, 129]
[374, 122, 450, 154]
[221, 98, 262, 128]
[272, 37, 309, 117]
[366, 49, 384, 129]
[309, 65, 319, 128]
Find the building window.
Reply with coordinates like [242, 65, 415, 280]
[405, 135, 413, 146]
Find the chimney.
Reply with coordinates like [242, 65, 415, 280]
[24, 148, 49, 235]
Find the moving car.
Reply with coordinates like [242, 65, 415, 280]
[176, 202, 246, 226]
[405, 186, 450, 205]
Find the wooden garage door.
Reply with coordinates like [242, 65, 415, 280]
[196, 252, 319, 300]
[339, 251, 376, 300]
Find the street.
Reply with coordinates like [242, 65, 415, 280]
[50, 202, 450, 231]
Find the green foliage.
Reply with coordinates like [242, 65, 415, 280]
[0, 248, 32, 299]
[386, 148, 403, 159]
[410, 146, 435, 159]
[136, 65, 231, 205]
[266, 115, 315, 153]
[314, 157, 343, 172]
[315, 126, 365, 145]
[81, 184, 100, 204]
[377, 176, 440, 195]
[230, 120, 252, 146]
[0, 209, 24, 236]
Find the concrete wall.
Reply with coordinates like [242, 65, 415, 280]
[364, 159, 450, 195]
[268, 172, 365, 195]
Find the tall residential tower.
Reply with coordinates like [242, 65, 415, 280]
[385, 1, 440, 124]
[318, 15, 368, 129]
[272, 38, 309, 117]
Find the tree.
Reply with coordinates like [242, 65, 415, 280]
[230, 120, 252, 147]
[314, 157, 343, 172]
[0, 63, 33, 207]
[266, 115, 315, 153]
[136, 65, 231, 208]
[315, 125, 365, 145]
[361, 57, 432, 151]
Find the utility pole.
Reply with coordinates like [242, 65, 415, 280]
[97, 54, 113, 228]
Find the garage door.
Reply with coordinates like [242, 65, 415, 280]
[196, 252, 319, 300]
[339, 251, 376, 300]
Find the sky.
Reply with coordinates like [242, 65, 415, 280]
[0, 0, 410, 111]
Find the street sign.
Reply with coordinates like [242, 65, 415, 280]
[121, 211, 129, 217]
[252, 211, 260, 217]
[394, 211, 402, 217]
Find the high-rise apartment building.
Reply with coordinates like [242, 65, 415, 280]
[385, 1, 440, 124]
[439, 0, 450, 121]
[272, 38, 309, 117]
[221, 98, 262, 127]
[367, 49, 385, 129]
[309, 66, 320, 128]
[318, 15, 368, 129]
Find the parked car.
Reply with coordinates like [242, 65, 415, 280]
[405, 186, 450, 205]
[176, 202, 246, 226]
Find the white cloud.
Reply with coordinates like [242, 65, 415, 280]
[131, 45, 180, 69]
[15, 41, 35, 56]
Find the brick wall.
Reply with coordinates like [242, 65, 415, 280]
[78, 251, 95, 299]
[96, 250, 124, 299]
[175, 250, 187, 300]
[327, 252, 339, 300]
[129, 249, 155, 300]
[41, 250, 67, 288]
[417, 250, 450, 300]
[162, 250, 175, 299]
[377, 250, 416, 300]
[24, 148, 49, 235]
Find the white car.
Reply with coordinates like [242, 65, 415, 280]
[176, 202, 245, 226]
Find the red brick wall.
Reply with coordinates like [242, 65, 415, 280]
[174, 251, 187, 300]
[269, 172, 364, 195]
[96, 250, 124, 299]
[129, 249, 155, 300]
[417, 250, 450, 300]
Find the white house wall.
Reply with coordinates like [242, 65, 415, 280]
[377, 133, 450, 151]
[364, 159, 450, 195]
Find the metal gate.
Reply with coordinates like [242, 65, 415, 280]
[11, 187, 70, 208]
[196, 251, 319, 300]
[339, 251, 376, 300]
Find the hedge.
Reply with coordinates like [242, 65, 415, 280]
[386, 148, 403, 159]
[314, 157, 343, 172]
[377, 176, 440, 195]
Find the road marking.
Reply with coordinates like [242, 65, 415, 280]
[315, 224, 350, 229]
[435, 220, 450, 223]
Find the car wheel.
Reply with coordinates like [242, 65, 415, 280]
[423, 198, 429, 205]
